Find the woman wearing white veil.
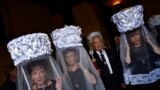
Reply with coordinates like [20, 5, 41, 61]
[148, 14, 160, 45]
[50, 25, 105, 90]
[7, 33, 71, 90]
[111, 5, 160, 89]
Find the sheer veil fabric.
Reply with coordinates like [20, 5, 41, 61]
[148, 14, 160, 36]
[112, 5, 160, 85]
[7, 33, 71, 90]
[51, 25, 106, 90]
[148, 14, 160, 45]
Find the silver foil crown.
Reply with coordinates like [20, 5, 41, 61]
[148, 14, 160, 28]
[111, 5, 144, 33]
[7, 33, 52, 66]
[51, 25, 82, 48]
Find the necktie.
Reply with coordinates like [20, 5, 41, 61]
[117, 46, 120, 54]
[100, 51, 110, 74]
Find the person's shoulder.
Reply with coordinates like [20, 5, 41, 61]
[104, 48, 116, 55]
[0, 79, 16, 90]
[104, 48, 114, 52]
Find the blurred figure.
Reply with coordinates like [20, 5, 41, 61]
[62, 47, 96, 90]
[7, 33, 71, 90]
[113, 35, 127, 90]
[112, 4, 160, 90]
[0, 62, 17, 90]
[125, 28, 159, 74]
[87, 31, 125, 90]
[26, 58, 62, 90]
[148, 14, 160, 45]
[113, 35, 121, 61]
[114, 35, 120, 54]
[51, 25, 106, 90]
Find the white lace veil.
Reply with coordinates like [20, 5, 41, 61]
[7, 33, 71, 90]
[51, 25, 105, 90]
[111, 5, 160, 85]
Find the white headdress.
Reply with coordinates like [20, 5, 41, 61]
[51, 25, 82, 48]
[7, 33, 72, 90]
[7, 33, 52, 66]
[51, 25, 106, 90]
[111, 5, 160, 85]
[148, 14, 160, 28]
[87, 31, 103, 44]
[111, 5, 144, 33]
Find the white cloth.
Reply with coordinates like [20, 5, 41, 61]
[51, 25, 82, 48]
[148, 14, 160, 28]
[111, 5, 144, 33]
[7, 33, 71, 90]
[111, 4, 160, 85]
[51, 25, 106, 90]
[7, 33, 52, 66]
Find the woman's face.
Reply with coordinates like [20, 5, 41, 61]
[65, 51, 77, 66]
[31, 66, 47, 85]
[92, 36, 103, 51]
[130, 31, 141, 46]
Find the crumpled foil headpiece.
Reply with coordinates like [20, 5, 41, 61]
[111, 5, 144, 33]
[7, 33, 52, 66]
[148, 14, 160, 28]
[87, 31, 102, 44]
[51, 25, 82, 48]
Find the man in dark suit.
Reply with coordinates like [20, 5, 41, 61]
[87, 32, 125, 90]
[113, 35, 120, 55]
[113, 35, 127, 90]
